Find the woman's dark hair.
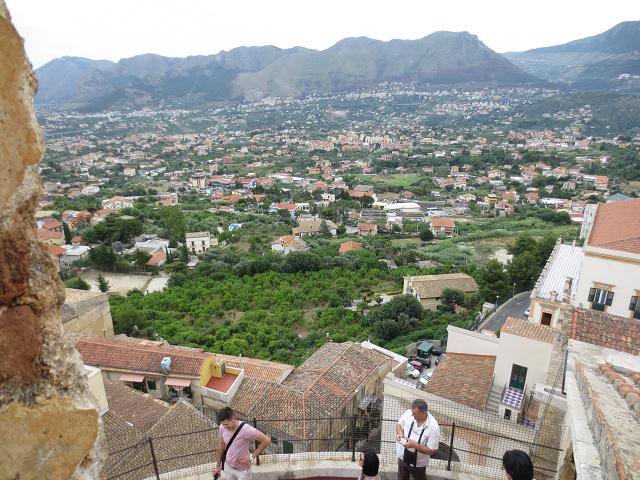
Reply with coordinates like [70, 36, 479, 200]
[502, 450, 534, 480]
[361, 449, 379, 477]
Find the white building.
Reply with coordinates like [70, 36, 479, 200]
[572, 199, 640, 318]
[528, 240, 583, 328]
[101, 196, 134, 211]
[185, 231, 213, 254]
[446, 317, 556, 422]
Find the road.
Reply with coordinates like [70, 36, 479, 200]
[482, 290, 531, 332]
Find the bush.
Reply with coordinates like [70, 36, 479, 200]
[65, 277, 90, 290]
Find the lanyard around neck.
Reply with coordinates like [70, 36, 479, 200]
[407, 421, 426, 444]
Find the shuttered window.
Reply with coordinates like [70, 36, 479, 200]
[588, 288, 613, 311]
[629, 296, 640, 320]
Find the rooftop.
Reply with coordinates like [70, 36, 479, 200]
[406, 273, 478, 299]
[587, 198, 640, 254]
[534, 242, 583, 302]
[425, 353, 496, 411]
[205, 372, 239, 393]
[501, 317, 555, 344]
[569, 308, 640, 355]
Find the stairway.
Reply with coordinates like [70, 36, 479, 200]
[485, 383, 503, 414]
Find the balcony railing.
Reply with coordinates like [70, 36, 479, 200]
[105, 413, 565, 480]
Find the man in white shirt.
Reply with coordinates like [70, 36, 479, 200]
[395, 399, 440, 480]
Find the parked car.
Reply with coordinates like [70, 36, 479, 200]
[407, 365, 420, 379]
[431, 346, 446, 357]
[410, 360, 424, 372]
[524, 308, 530, 317]
[419, 370, 434, 387]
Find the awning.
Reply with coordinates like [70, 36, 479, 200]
[165, 377, 191, 388]
[119, 373, 144, 383]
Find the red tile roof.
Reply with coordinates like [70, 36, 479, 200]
[47, 244, 66, 257]
[146, 249, 166, 266]
[570, 308, 640, 355]
[587, 199, 640, 254]
[230, 342, 390, 439]
[339, 241, 363, 253]
[430, 217, 455, 228]
[425, 353, 496, 410]
[501, 317, 555, 344]
[75, 337, 210, 376]
[37, 229, 63, 241]
[42, 220, 63, 230]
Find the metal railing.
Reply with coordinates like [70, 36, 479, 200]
[106, 412, 564, 480]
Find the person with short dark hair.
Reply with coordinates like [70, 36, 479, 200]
[395, 399, 440, 480]
[212, 407, 270, 480]
[358, 448, 380, 480]
[502, 449, 534, 480]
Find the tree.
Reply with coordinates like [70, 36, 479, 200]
[419, 227, 434, 242]
[441, 288, 465, 312]
[365, 295, 424, 340]
[159, 206, 186, 242]
[64, 277, 90, 290]
[63, 222, 73, 245]
[508, 252, 540, 291]
[132, 249, 152, 271]
[476, 260, 511, 302]
[96, 274, 110, 293]
[113, 303, 144, 335]
[319, 220, 332, 238]
[89, 245, 118, 271]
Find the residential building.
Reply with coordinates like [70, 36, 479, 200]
[91, 208, 114, 225]
[271, 235, 309, 254]
[572, 199, 640, 318]
[229, 342, 391, 453]
[339, 240, 363, 254]
[430, 217, 456, 237]
[37, 228, 64, 245]
[446, 317, 556, 422]
[75, 336, 292, 409]
[357, 223, 377, 236]
[292, 219, 337, 237]
[47, 244, 66, 271]
[528, 239, 584, 327]
[102, 196, 134, 211]
[185, 231, 212, 254]
[403, 273, 478, 310]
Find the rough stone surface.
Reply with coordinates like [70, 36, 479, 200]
[0, 2, 105, 478]
[0, 305, 42, 384]
[0, 398, 99, 479]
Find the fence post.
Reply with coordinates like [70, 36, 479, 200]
[350, 415, 357, 462]
[446, 422, 455, 472]
[148, 437, 161, 480]
[253, 418, 260, 466]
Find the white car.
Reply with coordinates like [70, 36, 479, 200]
[419, 371, 433, 386]
[407, 367, 420, 379]
[524, 308, 530, 317]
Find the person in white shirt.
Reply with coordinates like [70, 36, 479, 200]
[395, 399, 440, 480]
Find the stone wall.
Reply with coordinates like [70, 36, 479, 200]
[62, 288, 115, 337]
[0, 3, 104, 478]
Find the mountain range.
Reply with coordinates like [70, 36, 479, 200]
[35, 21, 640, 111]
[504, 21, 640, 93]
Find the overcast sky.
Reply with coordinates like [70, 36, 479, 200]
[6, 0, 640, 68]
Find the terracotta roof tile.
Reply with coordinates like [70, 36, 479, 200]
[103, 379, 169, 432]
[405, 273, 478, 299]
[501, 317, 555, 344]
[430, 217, 455, 228]
[425, 353, 496, 410]
[75, 337, 210, 376]
[587, 199, 640, 254]
[570, 308, 640, 355]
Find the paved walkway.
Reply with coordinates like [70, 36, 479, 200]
[481, 291, 531, 332]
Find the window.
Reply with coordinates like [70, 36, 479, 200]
[630, 296, 640, 320]
[541, 312, 552, 326]
[504, 409, 511, 420]
[146, 380, 156, 390]
[588, 288, 614, 311]
[509, 364, 527, 390]
[282, 441, 294, 454]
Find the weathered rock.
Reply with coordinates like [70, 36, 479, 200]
[0, 2, 105, 478]
[0, 398, 99, 479]
[0, 305, 42, 384]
